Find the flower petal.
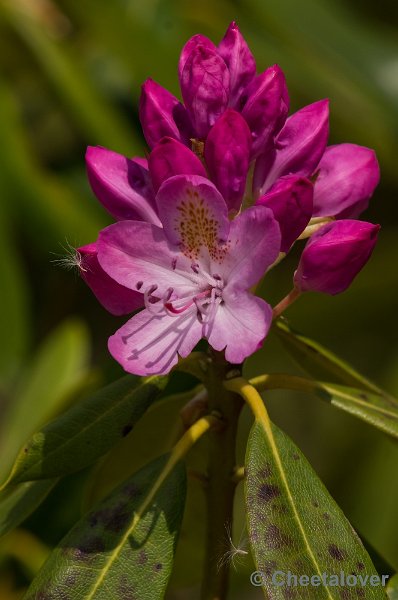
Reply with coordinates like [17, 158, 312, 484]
[218, 21, 256, 108]
[86, 146, 160, 225]
[241, 65, 288, 158]
[78, 243, 143, 315]
[108, 308, 202, 376]
[207, 289, 272, 364]
[256, 175, 313, 252]
[204, 109, 251, 213]
[218, 205, 281, 289]
[178, 34, 217, 81]
[98, 221, 198, 299]
[156, 174, 230, 258]
[312, 143, 380, 218]
[148, 137, 207, 193]
[139, 78, 193, 148]
[180, 44, 230, 139]
[254, 99, 329, 195]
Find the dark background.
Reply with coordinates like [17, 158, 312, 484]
[0, 0, 397, 598]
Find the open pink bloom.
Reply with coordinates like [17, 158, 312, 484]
[96, 174, 281, 375]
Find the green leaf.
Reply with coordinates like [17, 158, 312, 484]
[24, 455, 186, 600]
[274, 320, 384, 394]
[0, 319, 91, 482]
[317, 382, 398, 441]
[387, 575, 398, 599]
[0, 480, 57, 538]
[245, 420, 385, 599]
[1, 375, 167, 488]
[252, 374, 398, 441]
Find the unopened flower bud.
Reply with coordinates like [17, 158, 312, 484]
[139, 78, 193, 148]
[204, 109, 251, 212]
[148, 137, 206, 192]
[294, 220, 380, 295]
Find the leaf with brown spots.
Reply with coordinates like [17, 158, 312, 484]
[1, 375, 167, 488]
[245, 421, 386, 599]
[23, 455, 186, 600]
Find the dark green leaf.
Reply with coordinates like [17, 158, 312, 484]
[24, 456, 186, 600]
[1, 375, 167, 487]
[274, 320, 384, 394]
[245, 420, 386, 599]
[0, 480, 57, 538]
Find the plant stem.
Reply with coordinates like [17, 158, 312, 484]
[272, 287, 301, 319]
[201, 352, 243, 600]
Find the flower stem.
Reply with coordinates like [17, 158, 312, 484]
[201, 352, 243, 600]
[272, 287, 301, 319]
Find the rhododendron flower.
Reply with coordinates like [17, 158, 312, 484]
[78, 21, 381, 374]
[96, 175, 281, 375]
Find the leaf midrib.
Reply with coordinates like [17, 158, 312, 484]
[254, 417, 335, 600]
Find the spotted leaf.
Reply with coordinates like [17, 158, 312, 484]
[23, 455, 186, 600]
[245, 420, 386, 599]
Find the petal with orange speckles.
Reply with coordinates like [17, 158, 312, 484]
[156, 174, 230, 261]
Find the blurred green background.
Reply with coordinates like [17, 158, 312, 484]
[0, 0, 397, 598]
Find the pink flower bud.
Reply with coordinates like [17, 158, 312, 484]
[139, 78, 193, 148]
[313, 143, 380, 218]
[179, 44, 230, 139]
[256, 175, 313, 252]
[204, 109, 251, 212]
[148, 137, 207, 192]
[218, 21, 256, 108]
[254, 99, 329, 196]
[178, 34, 217, 81]
[294, 220, 380, 295]
[241, 65, 288, 158]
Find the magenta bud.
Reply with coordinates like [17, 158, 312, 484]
[85, 146, 160, 226]
[178, 34, 217, 81]
[294, 220, 380, 295]
[180, 44, 230, 139]
[78, 243, 144, 315]
[256, 175, 313, 252]
[254, 99, 329, 195]
[218, 21, 256, 108]
[139, 78, 193, 149]
[313, 143, 380, 219]
[204, 109, 251, 212]
[148, 136, 207, 192]
[241, 65, 288, 158]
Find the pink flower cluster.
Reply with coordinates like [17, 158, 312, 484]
[78, 22, 380, 376]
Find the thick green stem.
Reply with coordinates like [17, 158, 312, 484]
[201, 352, 243, 600]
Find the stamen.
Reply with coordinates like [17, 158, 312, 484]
[144, 284, 163, 314]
